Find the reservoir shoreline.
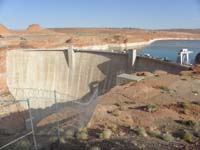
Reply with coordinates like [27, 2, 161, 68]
[77, 38, 200, 51]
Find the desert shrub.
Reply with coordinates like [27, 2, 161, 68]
[180, 102, 191, 110]
[90, 146, 101, 150]
[59, 136, 66, 144]
[76, 126, 88, 140]
[136, 127, 147, 137]
[186, 120, 199, 127]
[162, 132, 174, 142]
[65, 129, 75, 139]
[148, 130, 161, 138]
[76, 131, 88, 140]
[124, 101, 136, 105]
[15, 139, 31, 150]
[146, 104, 158, 113]
[110, 124, 118, 132]
[181, 78, 187, 81]
[49, 136, 58, 143]
[182, 131, 194, 142]
[78, 126, 88, 133]
[179, 120, 199, 127]
[157, 86, 170, 92]
[59, 128, 65, 133]
[99, 129, 112, 139]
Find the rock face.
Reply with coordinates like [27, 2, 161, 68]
[0, 24, 11, 34]
[195, 53, 200, 64]
[26, 24, 42, 32]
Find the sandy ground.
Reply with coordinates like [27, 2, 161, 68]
[85, 68, 200, 150]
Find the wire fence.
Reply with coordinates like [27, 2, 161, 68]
[0, 87, 98, 150]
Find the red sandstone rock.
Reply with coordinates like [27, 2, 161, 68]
[0, 24, 11, 34]
[26, 24, 43, 32]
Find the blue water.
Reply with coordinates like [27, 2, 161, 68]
[138, 40, 200, 64]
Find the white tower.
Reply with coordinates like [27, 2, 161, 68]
[178, 49, 193, 65]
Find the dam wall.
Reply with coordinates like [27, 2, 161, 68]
[7, 49, 128, 101]
[132, 56, 189, 74]
[6, 49, 189, 103]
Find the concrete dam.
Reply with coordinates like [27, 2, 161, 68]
[6, 48, 189, 102]
[0, 47, 190, 149]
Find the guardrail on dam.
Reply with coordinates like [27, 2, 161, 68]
[6, 48, 189, 101]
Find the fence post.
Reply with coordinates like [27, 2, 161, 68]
[27, 99, 38, 150]
[54, 90, 60, 141]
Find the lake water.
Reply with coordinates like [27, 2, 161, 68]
[138, 40, 200, 64]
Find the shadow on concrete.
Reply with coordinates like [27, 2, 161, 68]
[70, 51, 129, 95]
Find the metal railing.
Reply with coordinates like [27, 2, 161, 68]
[0, 99, 37, 150]
[0, 88, 98, 150]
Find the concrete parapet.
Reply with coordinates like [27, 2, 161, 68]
[133, 56, 189, 74]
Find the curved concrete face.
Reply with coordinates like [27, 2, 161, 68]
[7, 49, 128, 100]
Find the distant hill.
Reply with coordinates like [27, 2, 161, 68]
[161, 29, 200, 34]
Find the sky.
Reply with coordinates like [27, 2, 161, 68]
[0, 0, 200, 29]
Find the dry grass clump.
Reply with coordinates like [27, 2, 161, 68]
[99, 129, 112, 139]
[180, 102, 191, 110]
[16, 139, 31, 150]
[65, 129, 75, 139]
[136, 127, 148, 137]
[154, 86, 170, 92]
[148, 129, 161, 138]
[76, 127, 88, 140]
[182, 131, 194, 142]
[162, 132, 174, 142]
[146, 104, 158, 113]
[179, 120, 199, 127]
[90, 146, 101, 150]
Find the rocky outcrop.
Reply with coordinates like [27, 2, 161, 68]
[195, 53, 200, 64]
[26, 24, 43, 32]
[0, 24, 11, 34]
